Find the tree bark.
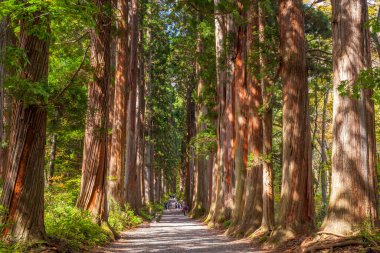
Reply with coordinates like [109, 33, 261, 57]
[236, 1, 263, 236]
[210, 0, 236, 224]
[125, 0, 140, 210]
[259, 3, 274, 232]
[136, 23, 145, 207]
[322, 0, 378, 235]
[192, 26, 207, 217]
[230, 1, 247, 231]
[276, 0, 314, 238]
[109, 0, 128, 205]
[0, 9, 49, 241]
[223, 13, 236, 221]
[185, 77, 195, 209]
[77, 0, 111, 221]
[143, 8, 154, 204]
[0, 15, 13, 181]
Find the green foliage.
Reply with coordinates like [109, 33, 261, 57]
[0, 204, 8, 233]
[223, 220, 232, 229]
[45, 178, 109, 251]
[139, 208, 154, 221]
[314, 194, 327, 228]
[190, 128, 217, 157]
[45, 205, 110, 250]
[358, 219, 380, 247]
[0, 242, 19, 253]
[108, 202, 143, 233]
[336, 67, 380, 102]
[139, 203, 164, 221]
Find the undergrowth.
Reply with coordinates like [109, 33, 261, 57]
[139, 203, 164, 221]
[45, 177, 111, 251]
[0, 175, 158, 252]
[108, 201, 143, 233]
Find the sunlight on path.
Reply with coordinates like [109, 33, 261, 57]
[95, 210, 263, 253]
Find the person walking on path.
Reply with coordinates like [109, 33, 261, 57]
[183, 204, 189, 216]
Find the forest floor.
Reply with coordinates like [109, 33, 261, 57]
[93, 210, 263, 253]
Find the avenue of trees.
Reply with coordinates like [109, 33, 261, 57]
[0, 0, 380, 251]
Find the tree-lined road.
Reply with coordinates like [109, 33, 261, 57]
[97, 211, 261, 253]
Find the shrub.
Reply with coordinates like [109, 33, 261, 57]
[44, 176, 111, 250]
[45, 204, 110, 250]
[223, 220, 232, 229]
[108, 201, 142, 233]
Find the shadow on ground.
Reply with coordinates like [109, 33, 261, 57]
[93, 210, 263, 253]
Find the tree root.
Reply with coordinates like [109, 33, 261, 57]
[302, 239, 364, 253]
[316, 231, 352, 238]
[250, 226, 272, 238]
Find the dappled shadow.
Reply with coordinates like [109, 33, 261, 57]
[94, 210, 261, 253]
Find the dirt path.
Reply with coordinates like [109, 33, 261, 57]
[95, 210, 263, 253]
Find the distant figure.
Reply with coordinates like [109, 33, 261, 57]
[183, 204, 189, 216]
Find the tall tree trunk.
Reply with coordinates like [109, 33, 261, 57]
[230, 1, 247, 232]
[276, 0, 314, 238]
[206, 152, 214, 211]
[223, 14, 236, 221]
[259, 3, 274, 232]
[0, 9, 49, 241]
[0, 15, 13, 181]
[180, 141, 186, 194]
[125, 0, 140, 210]
[155, 168, 162, 203]
[77, 0, 111, 222]
[206, 150, 218, 222]
[109, 0, 128, 205]
[143, 10, 154, 204]
[211, 0, 236, 224]
[192, 26, 207, 217]
[136, 23, 145, 206]
[322, 0, 378, 235]
[236, 1, 263, 236]
[185, 79, 195, 209]
[107, 36, 115, 186]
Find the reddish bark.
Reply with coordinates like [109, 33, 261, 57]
[125, 0, 141, 210]
[259, 3, 274, 232]
[109, 0, 129, 204]
[1, 11, 49, 241]
[275, 0, 314, 237]
[210, 0, 236, 224]
[230, 2, 247, 230]
[77, 0, 111, 221]
[235, 2, 264, 236]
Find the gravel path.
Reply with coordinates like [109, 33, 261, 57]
[96, 210, 263, 253]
